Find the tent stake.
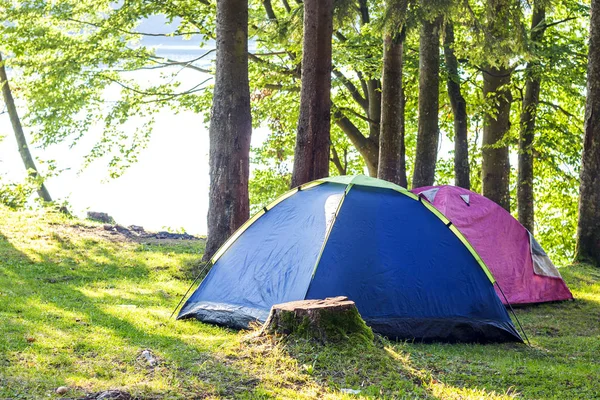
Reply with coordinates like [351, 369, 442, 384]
[496, 282, 531, 346]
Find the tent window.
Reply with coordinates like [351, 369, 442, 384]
[528, 232, 562, 278]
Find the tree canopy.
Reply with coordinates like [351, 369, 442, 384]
[0, 0, 592, 264]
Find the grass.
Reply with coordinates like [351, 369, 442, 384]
[0, 205, 599, 399]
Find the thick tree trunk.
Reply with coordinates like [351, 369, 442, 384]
[412, 17, 442, 188]
[518, 4, 546, 233]
[444, 22, 470, 190]
[0, 54, 52, 203]
[482, 66, 512, 211]
[576, 0, 600, 266]
[290, 0, 334, 187]
[378, 29, 407, 187]
[203, 0, 252, 262]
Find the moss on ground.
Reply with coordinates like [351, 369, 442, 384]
[0, 205, 599, 399]
[267, 305, 374, 344]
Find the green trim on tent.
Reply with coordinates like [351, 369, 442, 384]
[210, 180, 327, 264]
[320, 176, 495, 284]
[211, 174, 495, 285]
[319, 175, 418, 200]
[419, 199, 495, 283]
[211, 208, 266, 264]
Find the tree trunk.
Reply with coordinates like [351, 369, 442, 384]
[518, 4, 546, 233]
[203, 0, 252, 262]
[576, 0, 600, 266]
[290, 0, 334, 187]
[359, 0, 380, 177]
[444, 22, 470, 190]
[378, 29, 407, 187]
[367, 79, 382, 156]
[412, 17, 442, 188]
[482, 66, 512, 211]
[0, 54, 53, 203]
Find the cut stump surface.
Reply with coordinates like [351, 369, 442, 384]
[262, 296, 374, 343]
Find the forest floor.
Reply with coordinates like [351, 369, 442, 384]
[1, 205, 599, 400]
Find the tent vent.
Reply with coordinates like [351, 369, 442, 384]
[419, 188, 439, 203]
[460, 194, 470, 205]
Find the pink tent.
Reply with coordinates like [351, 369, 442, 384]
[412, 185, 573, 305]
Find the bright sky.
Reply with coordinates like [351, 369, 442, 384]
[0, 15, 267, 235]
[0, 14, 462, 236]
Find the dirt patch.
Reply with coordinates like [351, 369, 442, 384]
[58, 223, 205, 246]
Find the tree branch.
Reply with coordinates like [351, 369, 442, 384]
[337, 106, 375, 124]
[539, 100, 582, 122]
[330, 145, 347, 175]
[358, 0, 370, 24]
[541, 16, 578, 30]
[332, 108, 369, 151]
[356, 71, 369, 101]
[101, 74, 210, 98]
[263, 83, 300, 91]
[332, 69, 369, 112]
[148, 53, 214, 74]
[263, 0, 278, 21]
[249, 53, 300, 77]
[66, 17, 201, 37]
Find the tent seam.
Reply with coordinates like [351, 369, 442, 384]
[303, 183, 352, 299]
[418, 199, 496, 283]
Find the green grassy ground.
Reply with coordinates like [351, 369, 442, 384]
[0, 206, 598, 399]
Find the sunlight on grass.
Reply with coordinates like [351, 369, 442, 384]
[1, 206, 600, 399]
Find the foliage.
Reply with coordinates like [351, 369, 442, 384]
[0, 174, 37, 209]
[0, 0, 592, 260]
[1, 207, 599, 399]
[0, 0, 215, 178]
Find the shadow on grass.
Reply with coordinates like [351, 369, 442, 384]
[0, 230, 267, 399]
[2, 219, 600, 399]
[0, 226, 509, 399]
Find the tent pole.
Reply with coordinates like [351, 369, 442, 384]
[170, 260, 213, 319]
[495, 282, 531, 346]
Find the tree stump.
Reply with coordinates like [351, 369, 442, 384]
[262, 296, 374, 343]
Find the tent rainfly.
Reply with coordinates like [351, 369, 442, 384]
[412, 185, 573, 305]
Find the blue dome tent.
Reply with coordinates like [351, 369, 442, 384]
[178, 175, 522, 343]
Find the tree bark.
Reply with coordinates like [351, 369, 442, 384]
[262, 296, 374, 343]
[203, 0, 252, 262]
[333, 111, 379, 174]
[378, 28, 408, 187]
[444, 22, 470, 190]
[290, 0, 334, 187]
[518, 4, 546, 233]
[330, 146, 347, 175]
[576, 0, 600, 266]
[482, 66, 512, 211]
[366, 79, 382, 154]
[359, 0, 381, 173]
[0, 53, 53, 203]
[412, 17, 442, 188]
